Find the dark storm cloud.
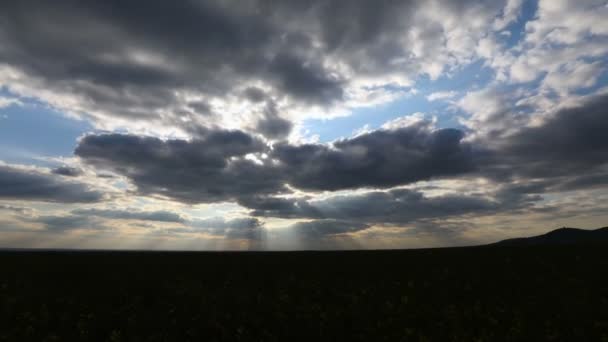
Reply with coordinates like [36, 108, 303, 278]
[35, 215, 104, 232]
[500, 94, 608, 176]
[237, 195, 322, 219]
[0, 0, 353, 124]
[51, 166, 83, 177]
[243, 87, 266, 103]
[75, 130, 286, 203]
[246, 189, 502, 225]
[555, 172, 608, 192]
[186, 101, 213, 116]
[73, 91, 608, 236]
[76, 121, 478, 203]
[289, 220, 370, 238]
[479, 93, 608, 191]
[254, 101, 293, 140]
[256, 115, 292, 140]
[274, 90, 608, 226]
[0, 165, 103, 203]
[273, 121, 476, 191]
[71, 208, 186, 223]
[266, 53, 344, 104]
[0, 0, 506, 133]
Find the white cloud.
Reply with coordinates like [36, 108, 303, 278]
[493, 0, 524, 31]
[0, 95, 22, 109]
[542, 60, 604, 96]
[381, 112, 432, 130]
[426, 91, 458, 101]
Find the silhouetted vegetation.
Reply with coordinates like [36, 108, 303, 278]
[1, 244, 608, 341]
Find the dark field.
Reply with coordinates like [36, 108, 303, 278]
[2, 245, 608, 341]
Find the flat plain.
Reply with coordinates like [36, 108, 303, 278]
[1, 244, 608, 341]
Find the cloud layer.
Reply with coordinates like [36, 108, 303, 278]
[1, 0, 607, 248]
[0, 0, 515, 135]
[0, 164, 103, 203]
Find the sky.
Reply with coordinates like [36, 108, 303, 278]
[0, 0, 607, 250]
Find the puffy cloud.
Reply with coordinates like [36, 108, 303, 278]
[1, 0, 607, 249]
[246, 92, 608, 228]
[273, 121, 476, 191]
[525, 0, 608, 45]
[0, 0, 513, 136]
[541, 61, 604, 96]
[254, 102, 293, 140]
[76, 120, 477, 201]
[479, 92, 608, 182]
[0, 164, 104, 203]
[457, 87, 531, 136]
[71, 90, 608, 238]
[380, 112, 429, 130]
[75, 130, 284, 203]
[492, 0, 524, 31]
[489, 0, 608, 97]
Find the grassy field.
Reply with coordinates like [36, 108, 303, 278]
[1, 244, 608, 341]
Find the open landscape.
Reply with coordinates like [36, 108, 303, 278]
[2, 228, 608, 341]
[1, 1, 608, 340]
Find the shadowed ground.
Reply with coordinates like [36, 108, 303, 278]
[1, 244, 608, 341]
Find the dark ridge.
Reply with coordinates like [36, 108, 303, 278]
[491, 226, 608, 246]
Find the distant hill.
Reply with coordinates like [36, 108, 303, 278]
[492, 227, 608, 246]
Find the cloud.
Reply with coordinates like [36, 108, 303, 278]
[0, 0, 512, 136]
[181, 217, 265, 240]
[243, 92, 608, 226]
[71, 208, 185, 223]
[2, 0, 608, 249]
[483, 0, 608, 99]
[254, 101, 293, 140]
[541, 61, 604, 96]
[0, 96, 22, 109]
[246, 188, 504, 225]
[273, 120, 476, 191]
[76, 119, 478, 201]
[380, 112, 429, 130]
[35, 215, 104, 232]
[479, 92, 608, 183]
[29, 206, 265, 241]
[492, 0, 523, 31]
[75, 130, 285, 203]
[266, 52, 344, 105]
[0, 204, 32, 215]
[71, 88, 608, 238]
[426, 91, 458, 101]
[289, 220, 370, 238]
[0, 164, 104, 203]
[51, 166, 84, 177]
[191, 217, 262, 230]
[457, 86, 532, 137]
